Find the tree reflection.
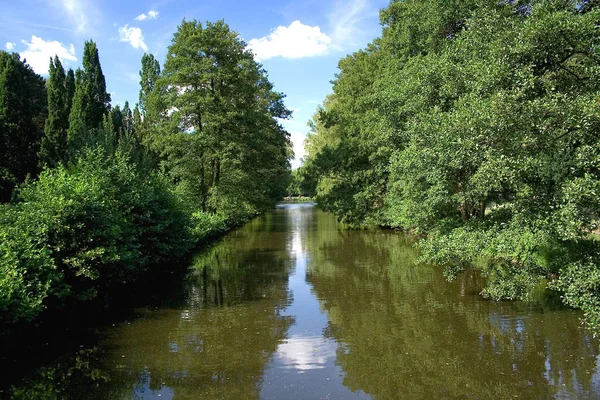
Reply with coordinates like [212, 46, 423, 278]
[306, 225, 600, 399]
[7, 211, 295, 399]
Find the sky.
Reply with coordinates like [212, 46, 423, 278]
[0, 0, 388, 168]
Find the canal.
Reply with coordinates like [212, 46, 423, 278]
[5, 203, 600, 399]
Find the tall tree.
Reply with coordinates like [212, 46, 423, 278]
[40, 56, 69, 168]
[82, 40, 111, 128]
[67, 69, 86, 149]
[139, 53, 160, 119]
[122, 101, 133, 134]
[65, 68, 75, 116]
[67, 41, 110, 150]
[0, 51, 47, 201]
[153, 19, 291, 214]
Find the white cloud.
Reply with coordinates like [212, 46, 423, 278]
[20, 36, 77, 75]
[118, 25, 148, 51]
[247, 20, 336, 61]
[5, 42, 15, 51]
[135, 10, 159, 21]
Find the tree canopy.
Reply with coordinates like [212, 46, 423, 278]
[147, 19, 291, 217]
[302, 0, 600, 332]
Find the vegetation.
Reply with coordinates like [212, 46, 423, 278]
[0, 20, 292, 324]
[285, 168, 314, 198]
[301, 0, 600, 332]
[0, 51, 47, 202]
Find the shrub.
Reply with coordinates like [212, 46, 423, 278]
[0, 146, 192, 323]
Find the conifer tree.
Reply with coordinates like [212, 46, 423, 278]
[65, 68, 75, 116]
[139, 53, 160, 119]
[66, 41, 110, 151]
[122, 101, 133, 134]
[133, 104, 142, 132]
[110, 105, 123, 135]
[40, 56, 69, 168]
[82, 40, 111, 128]
[0, 51, 47, 201]
[67, 69, 86, 150]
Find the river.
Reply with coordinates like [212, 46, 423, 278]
[4, 203, 600, 399]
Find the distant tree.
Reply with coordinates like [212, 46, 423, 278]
[133, 104, 142, 132]
[0, 51, 47, 202]
[122, 101, 133, 134]
[110, 105, 123, 135]
[139, 53, 160, 119]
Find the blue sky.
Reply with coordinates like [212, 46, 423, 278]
[0, 0, 388, 168]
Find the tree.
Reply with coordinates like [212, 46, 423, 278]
[67, 41, 111, 151]
[151, 19, 291, 216]
[40, 56, 69, 168]
[303, 0, 600, 331]
[65, 68, 75, 116]
[122, 101, 133, 134]
[67, 68, 86, 150]
[82, 40, 110, 128]
[110, 105, 123, 134]
[0, 51, 47, 202]
[139, 53, 160, 119]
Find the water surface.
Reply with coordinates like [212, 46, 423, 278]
[6, 203, 600, 399]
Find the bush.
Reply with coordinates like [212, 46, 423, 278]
[0, 146, 192, 323]
[190, 211, 229, 242]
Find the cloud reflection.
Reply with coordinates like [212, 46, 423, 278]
[275, 336, 336, 371]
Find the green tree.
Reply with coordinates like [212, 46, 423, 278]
[40, 56, 69, 168]
[65, 68, 75, 116]
[82, 40, 110, 128]
[151, 19, 291, 217]
[110, 104, 123, 134]
[67, 68, 86, 149]
[67, 41, 111, 151]
[122, 100, 133, 134]
[304, 0, 600, 331]
[139, 53, 160, 119]
[0, 51, 47, 202]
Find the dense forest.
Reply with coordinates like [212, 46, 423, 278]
[299, 0, 600, 332]
[0, 20, 292, 324]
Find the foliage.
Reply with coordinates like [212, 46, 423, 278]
[0, 140, 192, 323]
[40, 56, 70, 168]
[67, 41, 111, 153]
[0, 20, 292, 325]
[0, 51, 47, 202]
[148, 20, 291, 219]
[303, 0, 600, 332]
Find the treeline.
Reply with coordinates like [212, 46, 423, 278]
[0, 20, 291, 323]
[301, 0, 600, 331]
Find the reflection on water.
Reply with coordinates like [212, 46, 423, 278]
[5, 203, 600, 399]
[260, 204, 369, 399]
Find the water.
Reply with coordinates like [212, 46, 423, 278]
[5, 203, 600, 399]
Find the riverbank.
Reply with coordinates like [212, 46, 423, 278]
[0, 145, 269, 330]
[0, 202, 259, 396]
